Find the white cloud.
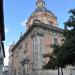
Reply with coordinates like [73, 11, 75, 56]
[4, 46, 9, 66]
[21, 19, 27, 27]
[5, 28, 9, 33]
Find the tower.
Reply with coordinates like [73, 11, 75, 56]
[26, 0, 58, 29]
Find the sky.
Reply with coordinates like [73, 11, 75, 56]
[3, 0, 75, 66]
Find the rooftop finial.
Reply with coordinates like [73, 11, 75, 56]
[36, 0, 45, 8]
[37, 0, 44, 1]
[20, 32, 22, 38]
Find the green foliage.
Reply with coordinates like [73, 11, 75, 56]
[44, 9, 75, 69]
[62, 8, 75, 65]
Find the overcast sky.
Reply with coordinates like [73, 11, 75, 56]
[4, 0, 75, 66]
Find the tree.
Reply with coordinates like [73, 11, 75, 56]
[62, 9, 75, 65]
[44, 9, 75, 75]
[52, 9, 75, 66]
[43, 44, 64, 75]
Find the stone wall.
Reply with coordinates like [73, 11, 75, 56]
[31, 66, 75, 75]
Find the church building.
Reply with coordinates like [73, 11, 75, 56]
[8, 0, 63, 75]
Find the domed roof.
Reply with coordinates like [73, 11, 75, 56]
[30, 0, 56, 17]
[26, 0, 58, 28]
[33, 7, 55, 16]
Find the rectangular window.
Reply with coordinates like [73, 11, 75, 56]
[25, 43, 27, 49]
[54, 38, 58, 45]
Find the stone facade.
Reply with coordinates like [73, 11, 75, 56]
[9, 21, 63, 75]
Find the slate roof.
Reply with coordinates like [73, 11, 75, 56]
[34, 7, 55, 16]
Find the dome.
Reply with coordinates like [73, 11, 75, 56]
[33, 7, 55, 17]
[26, 0, 58, 28]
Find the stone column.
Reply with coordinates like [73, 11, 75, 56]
[32, 34, 44, 75]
